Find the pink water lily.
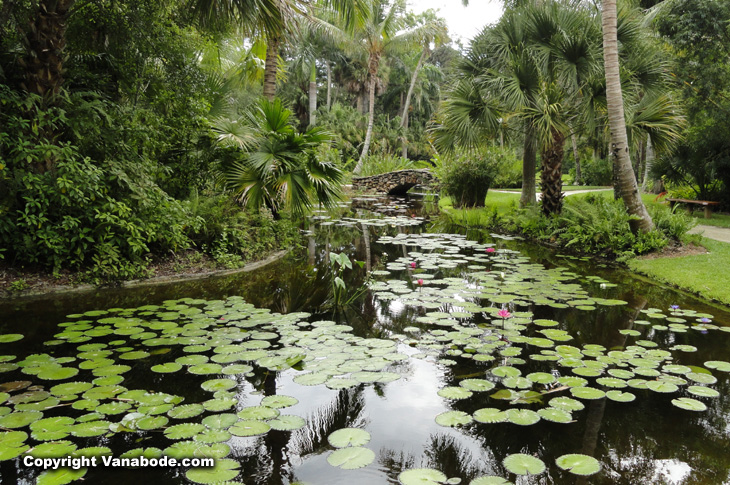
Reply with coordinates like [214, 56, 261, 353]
[410, 262, 417, 269]
[486, 247, 496, 253]
[417, 279, 424, 286]
[497, 309, 512, 319]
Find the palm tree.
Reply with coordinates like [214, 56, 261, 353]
[221, 98, 344, 217]
[601, 0, 654, 232]
[346, 0, 445, 174]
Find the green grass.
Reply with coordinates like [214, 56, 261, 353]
[439, 191, 521, 225]
[690, 213, 730, 228]
[628, 237, 730, 305]
[493, 186, 612, 192]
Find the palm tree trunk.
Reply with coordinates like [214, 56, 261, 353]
[572, 133, 582, 185]
[520, 128, 538, 208]
[308, 62, 317, 126]
[540, 130, 566, 215]
[642, 136, 654, 191]
[263, 35, 280, 100]
[602, 0, 654, 232]
[326, 61, 332, 110]
[354, 70, 377, 174]
[400, 48, 426, 128]
[401, 110, 408, 159]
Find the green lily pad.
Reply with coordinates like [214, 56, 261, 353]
[646, 381, 679, 393]
[151, 363, 182, 373]
[537, 407, 572, 423]
[293, 373, 329, 386]
[459, 379, 495, 392]
[328, 428, 371, 447]
[70, 420, 110, 437]
[687, 386, 720, 398]
[168, 404, 205, 419]
[36, 467, 88, 485]
[185, 458, 240, 484]
[229, 420, 270, 437]
[570, 387, 605, 400]
[470, 477, 513, 485]
[200, 378, 237, 392]
[606, 391, 636, 402]
[526, 372, 556, 385]
[49, 382, 93, 396]
[268, 415, 306, 431]
[201, 413, 238, 430]
[506, 409, 540, 426]
[686, 372, 717, 385]
[473, 408, 508, 424]
[549, 397, 584, 411]
[327, 446, 375, 469]
[704, 360, 730, 372]
[31, 440, 78, 458]
[671, 397, 707, 412]
[503, 453, 546, 476]
[0, 410, 43, 428]
[237, 406, 279, 421]
[398, 468, 448, 485]
[164, 423, 206, 440]
[492, 366, 521, 378]
[136, 415, 168, 430]
[194, 429, 231, 444]
[30, 416, 75, 441]
[437, 387, 473, 400]
[435, 411, 473, 427]
[0, 334, 23, 344]
[261, 395, 299, 409]
[555, 453, 601, 476]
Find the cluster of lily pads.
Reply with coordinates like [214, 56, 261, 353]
[363, 232, 729, 480]
[0, 296, 415, 484]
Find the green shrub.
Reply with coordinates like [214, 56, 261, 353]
[571, 158, 612, 186]
[438, 147, 516, 207]
[358, 153, 428, 176]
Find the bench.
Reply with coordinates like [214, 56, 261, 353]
[666, 198, 720, 219]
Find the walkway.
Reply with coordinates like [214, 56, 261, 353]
[689, 225, 730, 244]
[491, 188, 613, 201]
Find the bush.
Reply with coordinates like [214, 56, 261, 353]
[437, 146, 518, 207]
[571, 158, 612, 186]
[358, 153, 428, 176]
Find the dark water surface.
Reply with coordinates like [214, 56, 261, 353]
[1, 196, 729, 485]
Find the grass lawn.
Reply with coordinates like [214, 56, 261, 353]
[628, 237, 730, 305]
[493, 186, 612, 192]
[690, 212, 730, 228]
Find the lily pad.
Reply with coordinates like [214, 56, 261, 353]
[438, 387, 473, 400]
[505, 409, 540, 426]
[261, 395, 298, 409]
[435, 411, 473, 427]
[606, 391, 636, 403]
[328, 428, 371, 447]
[398, 468, 448, 485]
[185, 458, 240, 484]
[502, 453, 546, 476]
[537, 407, 572, 423]
[555, 453, 601, 476]
[327, 446, 375, 469]
[268, 415, 306, 431]
[473, 408, 508, 424]
[229, 420, 270, 437]
[687, 386, 720, 398]
[671, 397, 707, 412]
[459, 379, 495, 392]
[36, 467, 88, 485]
[237, 406, 279, 421]
[570, 387, 605, 400]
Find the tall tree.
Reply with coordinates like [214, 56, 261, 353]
[601, 0, 653, 232]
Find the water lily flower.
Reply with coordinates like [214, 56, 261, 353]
[417, 279, 424, 286]
[670, 305, 680, 310]
[497, 309, 512, 319]
[486, 247, 496, 253]
[410, 262, 417, 269]
[699, 317, 711, 323]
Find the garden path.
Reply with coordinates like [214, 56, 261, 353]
[689, 225, 730, 244]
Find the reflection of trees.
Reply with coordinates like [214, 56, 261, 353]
[425, 434, 490, 482]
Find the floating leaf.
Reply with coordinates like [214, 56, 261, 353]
[36, 467, 87, 485]
[548, 397, 584, 411]
[398, 468, 448, 485]
[261, 395, 298, 409]
[435, 411, 473, 427]
[328, 428, 371, 448]
[0, 334, 23, 344]
[229, 420, 270, 437]
[0, 410, 43, 429]
[200, 378, 237, 392]
[268, 415, 306, 431]
[438, 387, 473, 400]
[237, 406, 279, 421]
[537, 408, 572, 423]
[473, 408, 507, 424]
[555, 454, 601, 476]
[327, 447, 375, 469]
[687, 386, 720, 398]
[470, 477, 512, 485]
[70, 421, 110, 437]
[570, 387, 605, 400]
[135, 415, 168, 430]
[704, 361, 730, 372]
[459, 379, 495, 392]
[646, 381, 678, 394]
[502, 453, 545, 476]
[506, 409, 540, 426]
[185, 458, 240, 484]
[201, 413, 238, 430]
[168, 404, 205, 419]
[150, 363, 182, 373]
[606, 391, 636, 403]
[671, 397, 707, 412]
[164, 423, 206, 440]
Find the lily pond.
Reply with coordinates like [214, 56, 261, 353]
[1, 196, 730, 485]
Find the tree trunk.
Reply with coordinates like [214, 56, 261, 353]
[572, 132, 582, 185]
[354, 54, 379, 174]
[21, 0, 74, 102]
[602, 0, 654, 232]
[263, 35, 280, 100]
[642, 136, 654, 191]
[400, 48, 426, 128]
[308, 62, 317, 126]
[354, 77, 375, 174]
[520, 128, 538, 208]
[401, 109, 408, 159]
[326, 61, 332, 110]
[540, 129, 566, 215]
[356, 93, 364, 114]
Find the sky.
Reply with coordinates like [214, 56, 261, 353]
[409, 0, 504, 45]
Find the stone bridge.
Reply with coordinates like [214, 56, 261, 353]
[352, 169, 436, 195]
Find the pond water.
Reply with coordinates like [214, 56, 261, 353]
[1, 195, 729, 485]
